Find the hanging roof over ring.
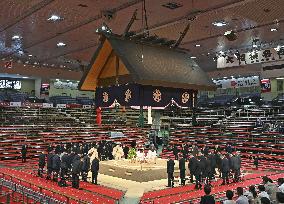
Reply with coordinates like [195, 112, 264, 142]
[79, 34, 216, 91]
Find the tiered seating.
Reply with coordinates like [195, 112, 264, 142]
[159, 126, 284, 161]
[140, 172, 284, 204]
[0, 168, 124, 203]
[49, 96, 78, 104]
[0, 92, 6, 102]
[76, 97, 94, 105]
[0, 124, 147, 160]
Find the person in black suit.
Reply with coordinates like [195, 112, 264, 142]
[199, 153, 206, 183]
[81, 154, 90, 182]
[46, 150, 54, 180]
[179, 156, 186, 186]
[123, 144, 129, 159]
[192, 144, 199, 157]
[234, 152, 241, 182]
[181, 144, 189, 161]
[52, 151, 61, 182]
[172, 145, 179, 160]
[208, 151, 216, 180]
[200, 185, 215, 204]
[38, 151, 46, 177]
[60, 150, 69, 184]
[221, 154, 230, 185]
[91, 156, 100, 185]
[195, 156, 202, 189]
[202, 145, 209, 157]
[188, 155, 198, 183]
[167, 157, 175, 187]
[72, 156, 83, 189]
[21, 145, 27, 163]
[204, 156, 212, 185]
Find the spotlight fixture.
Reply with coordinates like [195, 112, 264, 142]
[96, 23, 112, 34]
[224, 30, 237, 41]
[57, 42, 66, 47]
[212, 20, 228, 27]
[195, 44, 201, 47]
[270, 28, 278, 32]
[47, 15, 63, 22]
[12, 35, 21, 40]
[190, 56, 197, 59]
[28, 54, 33, 57]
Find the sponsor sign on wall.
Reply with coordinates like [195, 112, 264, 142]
[213, 76, 260, 89]
[0, 79, 21, 89]
[217, 47, 284, 69]
[260, 79, 271, 93]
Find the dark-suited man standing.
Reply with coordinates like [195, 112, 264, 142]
[91, 156, 100, 185]
[60, 151, 69, 183]
[21, 145, 27, 163]
[38, 151, 46, 177]
[179, 156, 186, 185]
[52, 152, 61, 182]
[172, 145, 179, 160]
[188, 155, 198, 183]
[72, 156, 83, 189]
[167, 157, 175, 187]
[221, 155, 230, 185]
[82, 154, 90, 182]
[46, 150, 54, 180]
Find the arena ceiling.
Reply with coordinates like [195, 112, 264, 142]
[0, 0, 284, 74]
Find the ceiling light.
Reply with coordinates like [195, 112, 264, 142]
[101, 25, 106, 31]
[28, 54, 32, 57]
[12, 35, 21, 40]
[47, 15, 63, 22]
[252, 44, 258, 48]
[57, 42, 66, 47]
[190, 56, 196, 59]
[276, 77, 284, 80]
[270, 28, 278, 32]
[212, 20, 228, 27]
[195, 44, 201, 47]
[22, 76, 29, 79]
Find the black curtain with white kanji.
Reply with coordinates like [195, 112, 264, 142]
[95, 83, 195, 107]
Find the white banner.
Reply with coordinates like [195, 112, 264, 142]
[83, 105, 91, 109]
[9, 102, 21, 107]
[43, 103, 53, 108]
[56, 104, 66, 108]
[213, 76, 260, 89]
[217, 47, 284, 69]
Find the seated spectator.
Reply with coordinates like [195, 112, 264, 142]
[260, 197, 270, 204]
[224, 190, 236, 204]
[236, 187, 249, 204]
[244, 185, 259, 204]
[276, 192, 284, 204]
[258, 185, 270, 200]
[278, 178, 284, 193]
[200, 185, 215, 204]
[263, 176, 277, 202]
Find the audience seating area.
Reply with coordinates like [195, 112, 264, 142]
[0, 167, 124, 204]
[140, 172, 284, 204]
[0, 92, 28, 102]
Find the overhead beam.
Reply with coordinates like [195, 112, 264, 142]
[123, 9, 138, 36]
[4, 0, 143, 59]
[133, 0, 249, 35]
[0, 0, 55, 32]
